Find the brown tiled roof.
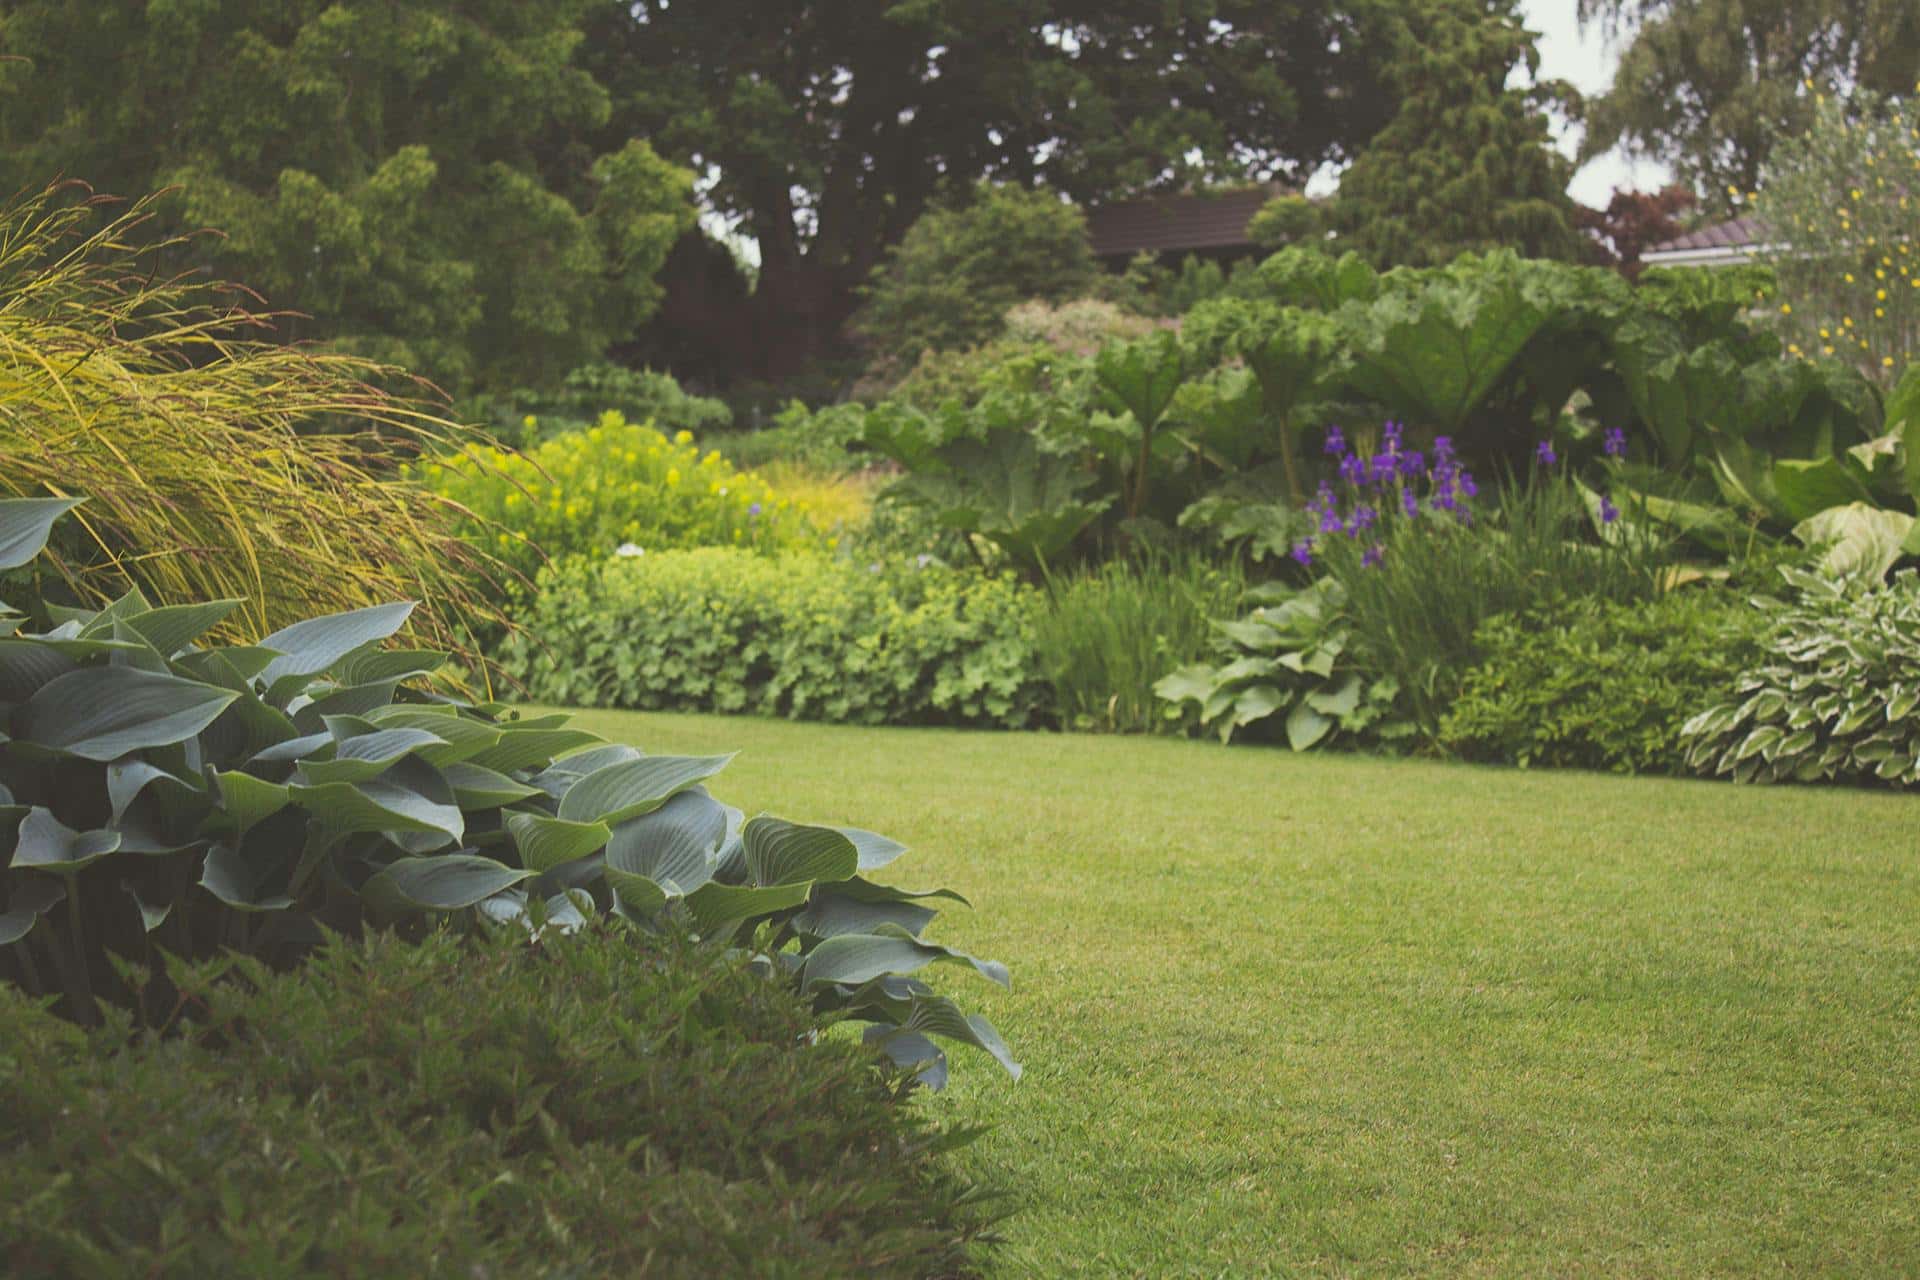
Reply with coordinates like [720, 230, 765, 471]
[1084, 185, 1287, 257]
[1646, 216, 1769, 255]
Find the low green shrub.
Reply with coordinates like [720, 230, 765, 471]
[0, 927, 1000, 1277]
[414, 413, 821, 583]
[1439, 589, 1771, 774]
[1682, 568, 1920, 786]
[1155, 578, 1413, 749]
[501, 549, 1048, 730]
[0, 499, 1014, 1079]
[462, 362, 733, 448]
[1034, 550, 1247, 734]
[712, 400, 870, 472]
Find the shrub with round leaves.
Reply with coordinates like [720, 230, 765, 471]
[0, 499, 1014, 1084]
[1681, 567, 1920, 787]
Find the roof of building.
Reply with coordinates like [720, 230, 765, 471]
[1083, 185, 1286, 258]
[1642, 216, 1770, 265]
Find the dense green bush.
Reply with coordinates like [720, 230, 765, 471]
[1682, 568, 1920, 786]
[0, 500, 1014, 1077]
[1439, 589, 1771, 774]
[415, 414, 821, 584]
[714, 400, 870, 472]
[0, 927, 999, 1277]
[463, 363, 733, 449]
[501, 549, 1048, 729]
[1034, 551, 1247, 734]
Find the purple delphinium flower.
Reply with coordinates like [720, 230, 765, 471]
[1370, 452, 1399, 487]
[1535, 439, 1558, 467]
[1398, 449, 1425, 479]
[1382, 420, 1404, 454]
[1320, 506, 1345, 534]
[1362, 543, 1385, 569]
[1400, 487, 1418, 518]
[1323, 425, 1346, 456]
[1339, 452, 1367, 487]
[1599, 495, 1620, 524]
[1352, 504, 1377, 532]
[1603, 427, 1627, 459]
[1290, 539, 1314, 567]
[1433, 435, 1455, 462]
[1458, 472, 1479, 499]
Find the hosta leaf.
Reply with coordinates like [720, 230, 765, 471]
[1231, 684, 1287, 729]
[0, 638, 77, 702]
[792, 891, 938, 940]
[442, 762, 541, 809]
[843, 827, 908, 872]
[864, 1028, 949, 1089]
[869, 992, 1022, 1081]
[743, 817, 858, 887]
[1305, 674, 1362, 718]
[556, 754, 734, 827]
[506, 812, 612, 873]
[1286, 699, 1333, 751]
[334, 647, 448, 685]
[210, 769, 292, 837]
[19, 667, 237, 761]
[604, 867, 668, 915]
[124, 881, 172, 933]
[0, 874, 64, 944]
[0, 497, 81, 569]
[294, 728, 445, 786]
[1153, 664, 1217, 707]
[258, 602, 416, 693]
[125, 600, 243, 657]
[468, 727, 603, 774]
[250, 731, 335, 766]
[832, 877, 971, 909]
[526, 743, 644, 798]
[362, 855, 533, 915]
[10, 807, 120, 872]
[604, 789, 725, 897]
[683, 880, 811, 932]
[290, 759, 462, 847]
[106, 758, 202, 827]
[362, 707, 500, 765]
[799, 928, 1009, 990]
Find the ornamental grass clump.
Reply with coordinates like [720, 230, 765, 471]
[0, 182, 513, 662]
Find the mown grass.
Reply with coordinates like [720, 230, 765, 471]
[565, 708, 1920, 1276]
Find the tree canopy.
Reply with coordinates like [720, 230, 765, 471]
[1579, 0, 1920, 214]
[1318, 0, 1583, 268]
[0, 0, 694, 392]
[583, 0, 1404, 380]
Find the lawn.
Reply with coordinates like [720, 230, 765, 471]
[567, 708, 1920, 1277]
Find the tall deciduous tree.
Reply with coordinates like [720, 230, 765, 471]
[1579, 0, 1920, 215]
[584, 1, 1401, 381]
[1320, 0, 1585, 268]
[0, 1, 694, 391]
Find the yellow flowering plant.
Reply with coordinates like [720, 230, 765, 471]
[1756, 87, 1920, 383]
[414, 412, 822, 582]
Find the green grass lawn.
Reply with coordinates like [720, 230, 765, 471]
[565, 709, 1920, 1277]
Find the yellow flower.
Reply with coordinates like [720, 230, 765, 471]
[1884, 356, 1896, 368]
[1779, 303, 1792, 315]
[522, 415, 538, 430]
[1876, 307, 1886, 317]
[674, 430, 693, 445]
[1845, 273, 1856, 283]
[666, 468, 681, 486]
[1820, 328, 1832, 338]
[1878, 289, 1889, 301]
[1824, 345, 1836, 355]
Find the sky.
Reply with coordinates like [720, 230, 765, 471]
[1520, 0, 1674, 205]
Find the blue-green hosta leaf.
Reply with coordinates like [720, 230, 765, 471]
[792, 891, 938, 940]
[123, 600, 243, 658]
[1154, 664, 1218, 707]
[290, 680, 402, 734]
[527, 743, 644, 798]
[250, 731, 335, 766]
[1306, 674, 1362, 718]
[743, 817, 858, 887]
[198, 689, 300, 765]
[832, 876, 970, 909]
[361, 854, 533, 915]
[19, 666, 238, 761]
[556, 754, 734, 827]
[604, 867, 668, 915]
[178, 646, 282, 689]
[871, 993, 1022, 1081]
[683, 880, 812, 932]
[106, 758, 203, 827]
[0, 875, 64, 944]
[604, 788, 725, 897]
[11, 807, 121, 872]
[211, 769, 292, 837]
[334, 647, 448, 686]
[799, 927, 1010, 991]
[844, 827, 908, 872]
[290, 759, 463, 847]
[468, 727, 604, 774]
[442, 761, 541, 809]
[294, 728, 446, 786]
[124, 881, 172, 933]
[0, 497, 82, 570]
[505, 811, 612, 873]
[363, 707, 500, 765]
[258, 602, 415, 694]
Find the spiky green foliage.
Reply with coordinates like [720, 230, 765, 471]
[0, 185, 512, 661]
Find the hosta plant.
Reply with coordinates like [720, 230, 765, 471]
[1681, 567, 1920, 787]
[1154, 579, 1411, 749]
[0, 499, 1014, 1084]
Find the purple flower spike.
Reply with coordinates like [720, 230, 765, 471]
[1536, 439, 1558, 467]
[1339, 453, 1367, 487]
[1291, 539, 1314, 567]
[1382, 420, 1404, 454]
[1320, 507, 1344, 534]
[1599, 495, 1620, 524]
[1362, 543, 1385, 569]
[1400, 487, 1418, 518]
[1371, 453, 1398, 486]
[1353, 504, 1377, 531]
[1459, 473, 1479, 499]
[1324, 425, 1347, 456]
[1433, 435, 1455, 462]
[1399, 449, 1425, 479]
[1603, 427, 1627, 459]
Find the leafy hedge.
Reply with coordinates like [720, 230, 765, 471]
[1682, 568, 1920, 786]
[501, 550, 1048, 729]
[414, 413, 821, 583]
[1439, 589, 1772, 774]
[0, 927, 998, 1277]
